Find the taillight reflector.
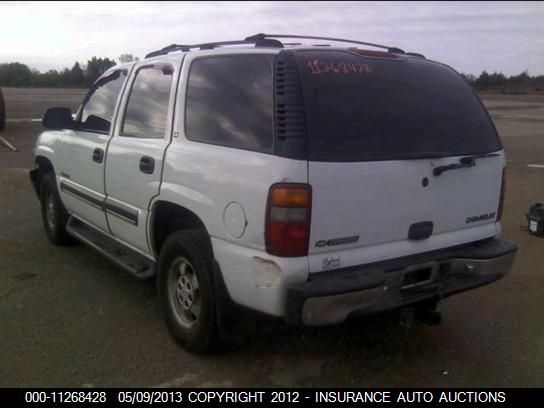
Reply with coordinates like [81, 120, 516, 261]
[265, 183, 311, 257]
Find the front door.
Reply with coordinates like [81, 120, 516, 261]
[57, 69, 129, 233]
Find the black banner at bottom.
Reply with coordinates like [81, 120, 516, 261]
[2, 388, 542, 406]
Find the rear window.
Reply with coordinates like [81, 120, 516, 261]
[295, 50, 501, 162]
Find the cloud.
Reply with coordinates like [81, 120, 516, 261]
[0, 1, 542, 75]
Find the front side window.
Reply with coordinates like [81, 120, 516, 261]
[121, 65, 174, 138]
[80, 70, 127, 133]
[185, 55, 274, 152]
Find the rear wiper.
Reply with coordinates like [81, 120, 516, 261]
[433, 153, 500, 176]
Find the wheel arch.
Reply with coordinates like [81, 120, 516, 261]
[150, 200, 212, 259]
[35, 155, 55, 173]
[31, 156, 56, 198]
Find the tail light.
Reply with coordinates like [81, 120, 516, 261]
[497, 167, 506, 222]
[265, 183, 312, 257]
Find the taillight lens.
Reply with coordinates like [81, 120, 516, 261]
[265, 183, 312, 257]
[497, 167, 506, 222]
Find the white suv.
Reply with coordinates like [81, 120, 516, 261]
[30, 34, 517, 353]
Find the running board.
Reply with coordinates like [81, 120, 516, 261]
[66, 216, 155, 279]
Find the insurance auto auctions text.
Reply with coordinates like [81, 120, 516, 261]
[166, 390, 507, 404]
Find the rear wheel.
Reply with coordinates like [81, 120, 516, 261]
[40, 172, 71, 245]
[157, 229, 219, 353]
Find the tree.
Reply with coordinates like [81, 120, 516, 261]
[460, 73, 476, 85]
[69, 62, 85, 87]
[491, 72, 505, 84]
[0, 62, 33, 86]
[85, 56, 116, 86]
[474, 71, 491, 89]
[60, 68, 71, 87]
[37, 70, 61, 87]
[510, 70, 530, 86]
[118, 54, 139, 63]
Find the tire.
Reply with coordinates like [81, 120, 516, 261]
[40, 172, 71, 245]
[157, 229, 219, 353]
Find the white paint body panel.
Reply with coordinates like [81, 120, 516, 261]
[33, 130, 63, 165]
[105, 137, 165, 254]
[307, 154, 504, 273]
[57, 129, 111, 231]
[159, 142, 308, 314]
[211, 237, 308, 316]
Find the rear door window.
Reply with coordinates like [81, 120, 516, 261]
[185, 55, 274, 152]
[295, 50, 501, 162]
[121, 65, 174, 138]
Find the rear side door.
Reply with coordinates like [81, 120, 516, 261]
[104, 61, 178, 256]
[57, 69, 129, 232]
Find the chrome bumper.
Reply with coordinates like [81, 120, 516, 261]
[286, 239, 517, 326]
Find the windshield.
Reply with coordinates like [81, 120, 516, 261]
[294, 50, 502, 162]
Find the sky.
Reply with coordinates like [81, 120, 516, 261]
[1, 1, 543, 76]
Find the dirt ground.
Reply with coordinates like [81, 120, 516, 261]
[1, 88, 544, 387]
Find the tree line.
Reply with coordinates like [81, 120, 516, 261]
[0, 54, 138, 88]
[461, 71, 544, 93]
[1, 56, 543, 93]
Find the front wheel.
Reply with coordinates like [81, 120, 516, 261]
[157, 229, 219, 353]
[40, 172, 71, 245]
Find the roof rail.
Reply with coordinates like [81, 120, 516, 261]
[244, 33, 405, 54]
[405, 52, 426, 59]
[145, 38, 283, 59]
[146, 44, 190, 59]
[145, 34, 406, 59]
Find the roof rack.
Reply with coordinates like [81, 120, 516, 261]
[405, 52, 426, 59]
[244, 33, 405, 54]
[145, 33, 405, 59]
[145, 38, 283, 59]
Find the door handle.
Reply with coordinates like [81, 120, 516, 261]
[93, 148, 104, 163]
[139, 156, 155, 174]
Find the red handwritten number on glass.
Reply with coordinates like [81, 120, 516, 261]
[307, 59, 372, 75]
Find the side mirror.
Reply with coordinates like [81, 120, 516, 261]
[43, 107, 74, 130]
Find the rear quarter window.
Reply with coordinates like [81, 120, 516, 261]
[185, 54, 274, 153]
[295, 50, 501, 162]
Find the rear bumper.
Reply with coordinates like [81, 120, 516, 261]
[285, 238, 517, 326]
